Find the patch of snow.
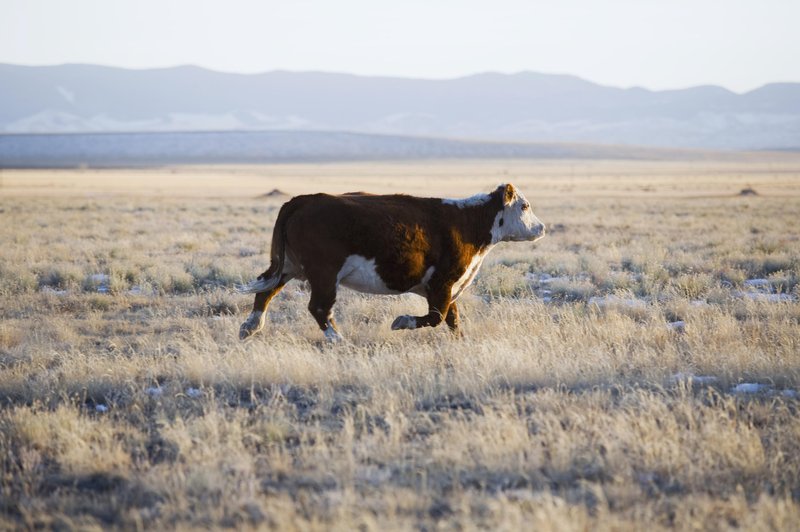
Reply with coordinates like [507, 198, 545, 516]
[526, 272, 553, 283]
[95, 404, 109, 413]
[41, 286, 68, 296]
[737, 278, 796, 302]
[690, 300, 709, 307]
[734, 291, 794, 303]
[667, 320, 686, 332]
[766, 293, 795, 302]
[504, 489, 539, 502]
[781, 389, 798, 399]
[127, 285, 157, 296]
[694, 376, 718, 385]
[7, 110, 311, 133]
[731, 383, 770, 394]
[186, 387, 203, 398]
[146, 387, 163, 397]
[588, 295, 646, 309]
[87, 273, 110, 293]
[538, 275, 572, 285]
[670, 373, 717, 385]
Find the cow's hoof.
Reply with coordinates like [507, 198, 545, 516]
[323, 327, 344, 343]
[239, 311, 265, 340]
[391, 315, 417, 330]
[448, 328, 464, 338]
[239, 323, 260, 340]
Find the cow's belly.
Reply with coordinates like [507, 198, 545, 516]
[337, 255, 433, 296]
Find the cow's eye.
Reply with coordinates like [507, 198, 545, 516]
[521, 202, 530, 211]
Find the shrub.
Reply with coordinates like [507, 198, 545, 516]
[475, 263, 531, 298]
[37, 264, 84, 290]
[549, 278, 596, 302]
[672, 273, 715, 300]
[0, 263, 37, 295]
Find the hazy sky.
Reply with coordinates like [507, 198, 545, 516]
[2, 0, 798, 92]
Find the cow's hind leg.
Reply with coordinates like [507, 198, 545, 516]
[239, 276, 290, 340]
[307, 274, 343, 343]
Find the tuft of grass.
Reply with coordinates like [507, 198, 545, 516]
[140, 265, 195, 294]
[549, 278, 596, 302]
[0, 264, 37, 295]
[187, 260, 246, 290]
[733, 254, 797, 278]
[475, 263, 532, 298]
[672, 272, 715, 300]
[36, 264, 84, 290]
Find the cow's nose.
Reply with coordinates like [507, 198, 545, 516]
[536, 223, 546, 237]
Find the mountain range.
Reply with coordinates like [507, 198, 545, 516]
[2, 63, 799, 150]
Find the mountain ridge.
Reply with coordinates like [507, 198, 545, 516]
[2, 63, 799, 149]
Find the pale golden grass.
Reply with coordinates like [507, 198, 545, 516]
[0, 159, 799, 530]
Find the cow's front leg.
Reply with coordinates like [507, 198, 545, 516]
[392, 285, 452, 331]
[445, 302, 463, 336]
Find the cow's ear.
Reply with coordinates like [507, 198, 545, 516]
[503, 184, 516, 205]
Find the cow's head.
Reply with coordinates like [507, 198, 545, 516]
[491, 184, 546, 243]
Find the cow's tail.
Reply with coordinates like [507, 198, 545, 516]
[235, 199, 297, 294]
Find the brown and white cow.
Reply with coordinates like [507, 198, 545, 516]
[237, 183, 545, 341]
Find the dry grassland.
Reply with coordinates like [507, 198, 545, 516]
[1, 159, 799, 530]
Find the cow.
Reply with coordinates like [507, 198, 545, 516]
[236, 183, 545, 341]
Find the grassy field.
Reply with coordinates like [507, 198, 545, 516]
[1, 159, 799, 530]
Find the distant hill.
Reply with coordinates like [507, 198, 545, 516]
[1, 64, 799, 150]
[0, 130, 722, 168]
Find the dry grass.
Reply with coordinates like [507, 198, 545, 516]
[1, 159, 799, 530]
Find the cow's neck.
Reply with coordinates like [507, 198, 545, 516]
[449, 196, 503, 253]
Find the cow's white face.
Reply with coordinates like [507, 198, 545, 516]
[491, 184, 546, 243]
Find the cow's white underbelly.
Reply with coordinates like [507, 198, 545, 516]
[337, 255, 434, 296]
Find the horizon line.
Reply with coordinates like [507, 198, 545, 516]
[2, 61, 798, 95]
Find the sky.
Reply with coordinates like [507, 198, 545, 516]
[2, 0, 799, 93]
